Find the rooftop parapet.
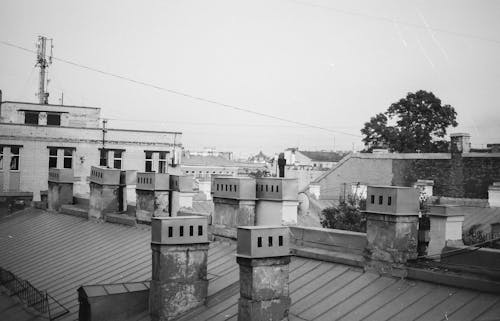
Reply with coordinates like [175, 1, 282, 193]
[213, 177, 256, 200]
[136, 172, 170, 191]
[255, 178, 298, 201]
[365, 186, 419, 215]
[89, 166, 121, 185]
[170, 175, 194, 192]
[237, 226, 289, 258]
[151, 216, 208, 245]
[48, 168, 74, 183]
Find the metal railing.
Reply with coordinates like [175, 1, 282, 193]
[0, 267, 69, 320]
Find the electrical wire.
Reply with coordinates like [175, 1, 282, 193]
[0, 40, 362, 138]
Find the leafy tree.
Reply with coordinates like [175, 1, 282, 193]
[320, 195, 366, 232]
[361, 90, 458, 153]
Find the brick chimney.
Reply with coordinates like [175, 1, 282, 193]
[364, 186, 420, 277]
[150, 216, 209, 321]
[236, 226, 291, 321]
[450, 133, 471, 154]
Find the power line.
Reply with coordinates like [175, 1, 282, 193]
[101, 116, 361, 130]
[287, 0, 500, 45]
[0, 40, 362, 138]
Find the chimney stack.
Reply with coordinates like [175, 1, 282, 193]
[450, 133, 471, 154]
[150, 216, 209, 321]
[236, 226, 291, 321]
[364, 186, 420, 277]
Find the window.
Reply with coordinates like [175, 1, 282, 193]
[145, 151, 153, 172]
[63, 149, 73, 169]
[388, 196, 392, 206]
[371, 195, 375, 204]
[189, 225, 194, 236]
[278, 235, 283, 246]
[10, 147, 19, 170]
[24, 111, 39, 125]
[49, 148, 57, 168]
[179, 226, 184, 237]
[198, 225, 203, 236]
[113, 150, 122, 169]
[268, 236, 273, 247]
[378, 195, 383, 205]
[0, 148, 3, 170]
[168, 226, 173, 237]
[47, 113, 61, 126]
[158, 152, 167, 173]
[145, 151, 169, 173]
[257, 237, 262, 248]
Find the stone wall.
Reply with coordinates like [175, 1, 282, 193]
[392, 155, 500, 199]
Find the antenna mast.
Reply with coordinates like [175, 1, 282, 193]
[36, 36, 53, 104]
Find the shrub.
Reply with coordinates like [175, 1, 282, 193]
[320, 195, 366, 232]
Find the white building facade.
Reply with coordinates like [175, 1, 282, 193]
[0, 101, 182, 201]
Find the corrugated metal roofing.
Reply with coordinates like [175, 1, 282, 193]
[2, 208, 500, 321]
[0, 209, 237, 321]
[177, 257, 500, 321]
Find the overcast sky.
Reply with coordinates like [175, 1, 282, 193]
[1, 0, 499, 158]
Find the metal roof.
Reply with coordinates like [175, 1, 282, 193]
[1, 209, 500, 321]
[0, 209, 237, 321]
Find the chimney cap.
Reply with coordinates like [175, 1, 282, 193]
[151, 216, 209, 245]
[237, 226, 289, 258]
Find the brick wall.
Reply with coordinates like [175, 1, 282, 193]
[392, 155, 500, 199]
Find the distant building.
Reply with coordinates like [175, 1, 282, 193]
[284, 148, 346, 169]
[247, 150, 272, 164]
[184, 147, 233, 160]
[181, 154, 239, 179]
[311, 133, 500, 201]
[0, 100, 181, 201]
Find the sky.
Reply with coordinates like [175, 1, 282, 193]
[1, 0, 499, 158]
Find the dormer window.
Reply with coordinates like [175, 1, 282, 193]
[25, 111, 39, 124]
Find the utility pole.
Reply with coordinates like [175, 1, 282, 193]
[36, 36, 53, 104]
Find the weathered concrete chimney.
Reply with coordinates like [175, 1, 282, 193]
[450, 133, 471, 154]
[150, 216, 209, 321]
[236, 226, 291, 321]
[255, 178, 298, 225]
[120, 170, 137, 213]
[364, 186, 420, 277]
[135, 172, 170, 223]
[169, 175, 195, 216]
[48, 168, 74, 211]
[212, 177, 256, 238]
[427, 205, 465, 256]
[489, 182, 500, 208]
[88, 166, 122, 221]
[198, 179, 212, 200]
[413, 179, 434, 199]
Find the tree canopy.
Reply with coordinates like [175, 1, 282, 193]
[361, 90, 458, 153]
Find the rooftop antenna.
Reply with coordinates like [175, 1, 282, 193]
[35, 36, 53, 104]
